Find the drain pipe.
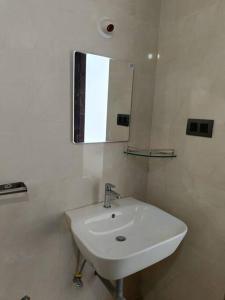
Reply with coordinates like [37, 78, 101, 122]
[95, 272, 126, 300]
[115, 279, 125, 300]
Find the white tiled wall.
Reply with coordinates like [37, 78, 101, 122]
[145, 1, 225, 299]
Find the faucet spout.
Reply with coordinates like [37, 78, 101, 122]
[110, 190, 120, 199]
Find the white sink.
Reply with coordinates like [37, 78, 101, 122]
[66, 197, 187, 280]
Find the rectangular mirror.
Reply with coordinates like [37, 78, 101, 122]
[73, 51, 134, 143]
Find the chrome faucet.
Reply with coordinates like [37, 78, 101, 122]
[104, 183, 120, 208]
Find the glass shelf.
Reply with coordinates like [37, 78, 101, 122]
[124, 147, 177, 158]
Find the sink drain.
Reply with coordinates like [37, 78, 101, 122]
[115, 236, 126, 242]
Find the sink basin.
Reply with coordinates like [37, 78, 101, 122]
[66, 197, 187, 280]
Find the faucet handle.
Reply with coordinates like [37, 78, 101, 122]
[105, 183, 115, 190]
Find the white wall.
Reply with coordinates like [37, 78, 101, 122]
[0, 0, 161, 299]
[144, 0, 225, 299]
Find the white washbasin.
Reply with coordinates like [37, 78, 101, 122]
[66, 197, 187, 280]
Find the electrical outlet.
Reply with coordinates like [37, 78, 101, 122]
[186, 119, 214, 138]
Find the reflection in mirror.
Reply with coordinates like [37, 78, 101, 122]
[73, 51, 134, 144]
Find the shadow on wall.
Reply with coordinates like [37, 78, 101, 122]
[141, 244, 183, 296]
[0, 193, 29, 206]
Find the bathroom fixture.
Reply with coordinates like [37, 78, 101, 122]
[186, 119, 214, 138]
[73, 256, 87, 288]
[0, 182, 27, 196]
[95, 271, 125, 300]
[72, 51, 134, 144]
[124, 146, 177, 158]
[66, 197, 187, 299]
[104, 183, 120, 208]
[98, 17, 115, 39]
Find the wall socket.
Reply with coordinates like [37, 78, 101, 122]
[186, 119, 214, 138]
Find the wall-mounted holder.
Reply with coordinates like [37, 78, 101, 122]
[124, 146, 177, 158]
[0, 182, 27, 196]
